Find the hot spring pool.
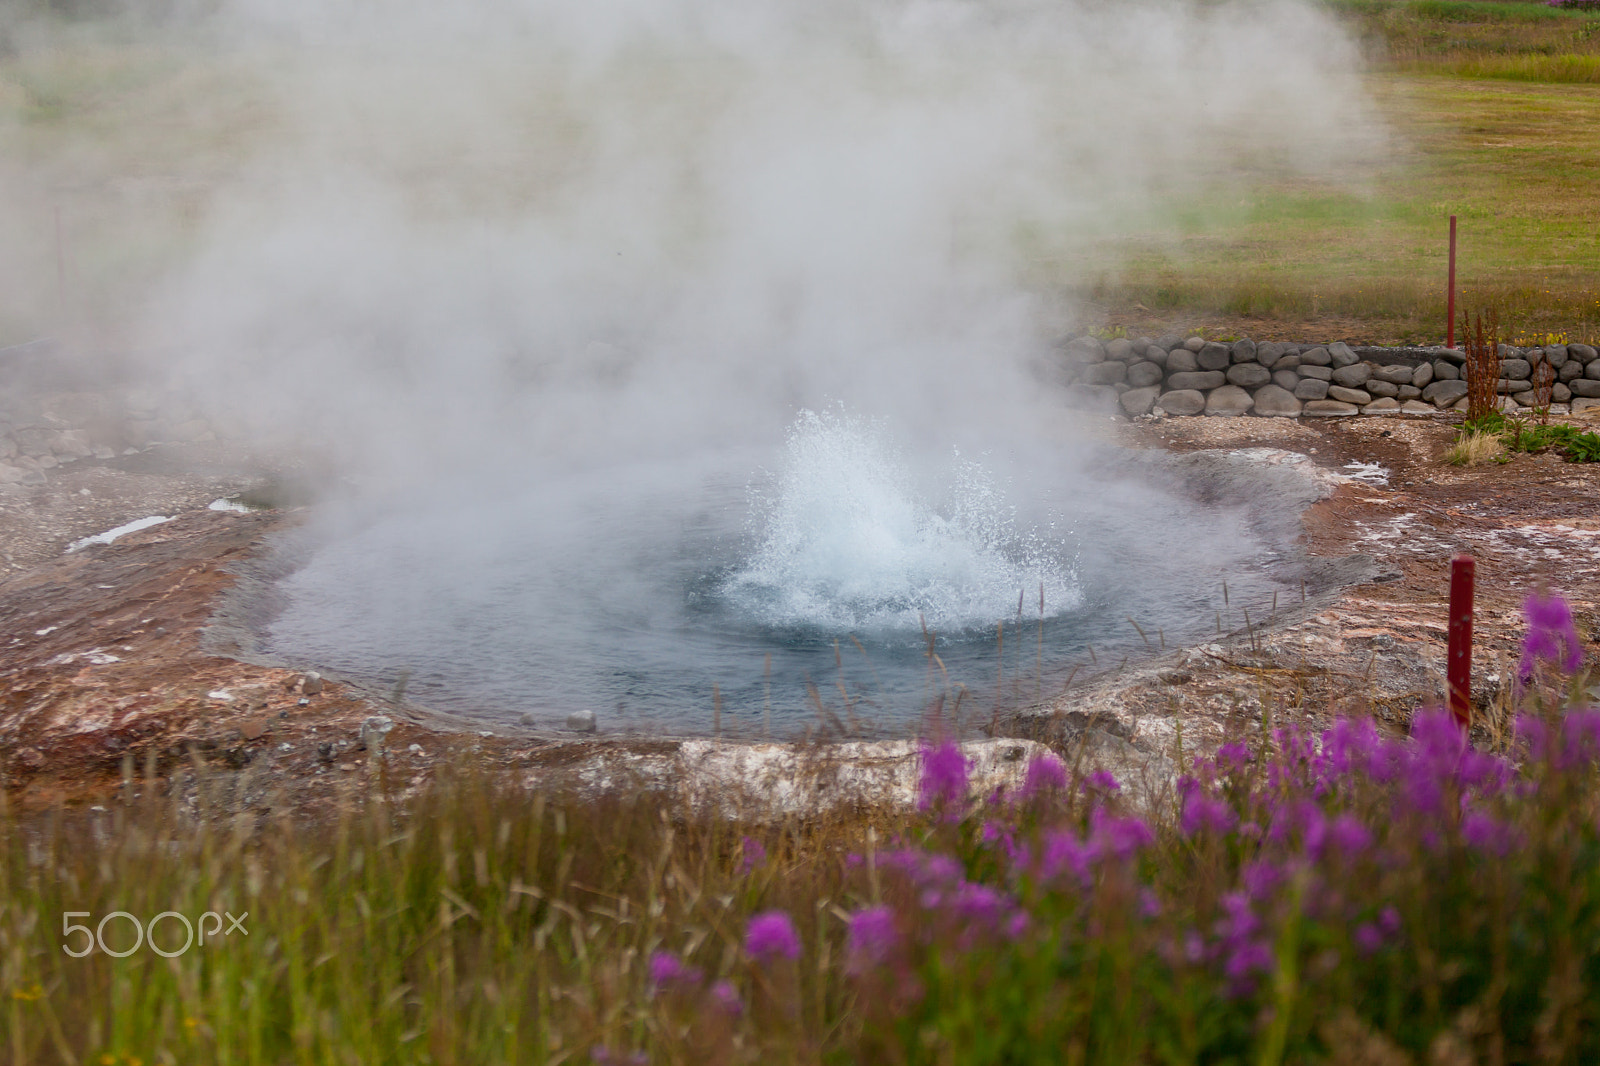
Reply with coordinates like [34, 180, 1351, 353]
[259, 410, 1307, 736]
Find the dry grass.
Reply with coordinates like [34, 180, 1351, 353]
[1445, 429, 1505, 465]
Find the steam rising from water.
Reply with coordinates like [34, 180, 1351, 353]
[3, 0, 1387, 730]
[722, 409, 1078, 633]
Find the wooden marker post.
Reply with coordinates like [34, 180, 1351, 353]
[1448, 554, 1475, 728]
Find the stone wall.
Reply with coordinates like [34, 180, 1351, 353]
[1059, 334, 1600, 419]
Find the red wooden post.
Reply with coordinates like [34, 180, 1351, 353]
[1448, 554, 1474, 728]
[1446, 215, 1457, 350]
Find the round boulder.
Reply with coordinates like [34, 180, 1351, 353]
[1120, 385, 1162, 417]
[1063, 336, 1104, 362]
[1156, 389, 1206, 416]
[1327, 342, 1360, 368]
[1165, 348, 1198, 373]
[1251, 383, 1302, 417]
[1226, 363, 1272, 389]
[1327, 385, 1372, 405]
[1205, 384, 1253, 417]
[1230, 339, 1258, 364]
[1272, 369, 1300, 391]
[1422, 379, 1469, 406]
[1331, 363, 1372, 388]
[1412, 362, 1434, 388]
[1293, 378, 1330, 401]
[1373, 364, 1414, 385]
[1299, 346, 1332, 367]
[1126, 361, 1165, 389]
[1081, 361, 1127, 386]
[1500, 358, 1531, 381]
[1105, 337, 1136, 362]
[1302, 400, 1360, 417]
[1197, 342, 1232, 371]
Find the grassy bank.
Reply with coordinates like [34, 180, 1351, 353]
[3, 596, 1598, 1064]
[1071, 0, 1600, 343]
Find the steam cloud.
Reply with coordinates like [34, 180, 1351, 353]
[109, 0, 1386, 487]
[9, 0, 1389, 726]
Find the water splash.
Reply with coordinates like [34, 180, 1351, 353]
[721, 408, 1079, 634]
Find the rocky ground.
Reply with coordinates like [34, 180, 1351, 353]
[1, 373, 1597, 814]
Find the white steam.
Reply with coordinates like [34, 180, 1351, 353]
[127, 0, 1384, 484]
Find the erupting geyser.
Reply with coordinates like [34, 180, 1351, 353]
[263, 407, 1295, 734]
[105, 0, 1386, 735]
[720, 409, 1079, 635]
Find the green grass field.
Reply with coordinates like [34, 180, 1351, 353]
[1094, 0, 1600, 343]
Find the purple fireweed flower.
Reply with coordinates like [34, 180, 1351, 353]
[1379, 905, 1402, 936]
[1090, 808, 1154, 860]
[1039, 829, 1097, 888]
[1318, 717, 1393, 785]
[1224, 940, 1274, 981]
[1082, 769, 1121, 795]
[1217, 892, 1260, 942]
[710, 979, 742, 1016]
[1216, 741, 1252, 773]
[649, 951, 702, 989]
[846, 905, 899, 968]
[1519, 589, 1583, 683]
[1328, 813, 1373, 855]
[918, 738, 969, 811]
[952, 882, 1007, 926]
[738, 836, 767, 876]
[1181, 792, 1237, 837]
[1353, 922, 1384, 955]
[1005, 911, 1030, 939]
[1462, 811, 1517, 856]
[745, 911, 801, 963]
[1021, 753, 1068, 798]
[1242, 859, 1284, 901]
[1563, 710, 1600, 769]
[1140, 888, 1163, 919]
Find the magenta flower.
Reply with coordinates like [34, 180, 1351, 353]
[738, 836, 768, 876]
[846, 905, 899, 968]
[918, 738, 968, 810]
[745, 910, 801, 962]
[1021, 752, 1067, 798]
[1090, 808, 1153, 860]
[1082, 769, 1121, 795]
[1328, 813, 1373, 856]
[710, 979, 742, 1015]
[1181, 792, 1237, 837]
[648, 951, 702, 989]
[1519, 589, 1584, 683]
